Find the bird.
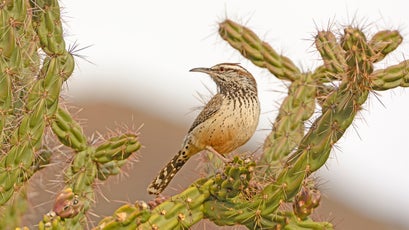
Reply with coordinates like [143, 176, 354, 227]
[147, 63, 260, 195]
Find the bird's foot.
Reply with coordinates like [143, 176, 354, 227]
[205, 146, 231, 163]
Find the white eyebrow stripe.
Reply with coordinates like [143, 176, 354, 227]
[212, 63, 248, 72]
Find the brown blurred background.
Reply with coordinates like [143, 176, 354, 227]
[23, 100, 405, 230]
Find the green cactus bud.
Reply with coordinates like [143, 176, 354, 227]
[38, 211, 67, 230]
[293, 184, 321, 220]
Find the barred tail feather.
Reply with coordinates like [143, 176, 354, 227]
[147, 150, 190, 195]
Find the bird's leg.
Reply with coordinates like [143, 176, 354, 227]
[205, 146, 230, 163]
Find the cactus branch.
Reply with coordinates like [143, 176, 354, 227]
[219, 19, 301, 81]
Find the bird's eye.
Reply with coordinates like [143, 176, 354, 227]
[219, 66, 225, 72]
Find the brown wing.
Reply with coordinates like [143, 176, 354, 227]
[188, 93, 224, 133]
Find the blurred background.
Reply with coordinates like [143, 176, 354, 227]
[26, 0, 409, 229]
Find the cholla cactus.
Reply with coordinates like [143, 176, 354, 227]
[0, 0, 140, 229]
[95, 20, 407, 229]
[0, 0, 72, 205]
[1, 0, 407, 229]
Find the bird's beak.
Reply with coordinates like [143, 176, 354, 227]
[189, 67, 211, 74]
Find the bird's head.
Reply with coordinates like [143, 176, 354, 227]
[190, 63, 257, 95]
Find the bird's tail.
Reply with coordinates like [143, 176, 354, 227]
[147, 150, 190, 195]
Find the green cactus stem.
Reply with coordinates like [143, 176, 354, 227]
[371, 60, 409, 90]
[51, 107, 88, 151]
[219, 19, 301, 81]
[96, 157, 333, 229]
[40, 106, 141, 228]
[0, 188, 29, 229]
[314, 30, 347, 81]
[261, 73, 317, 172]
[369, 30, 402, 63]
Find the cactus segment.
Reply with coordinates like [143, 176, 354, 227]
[219, 19, 301, 81]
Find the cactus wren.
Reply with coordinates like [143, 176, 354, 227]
[147, 63, 260, 195]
